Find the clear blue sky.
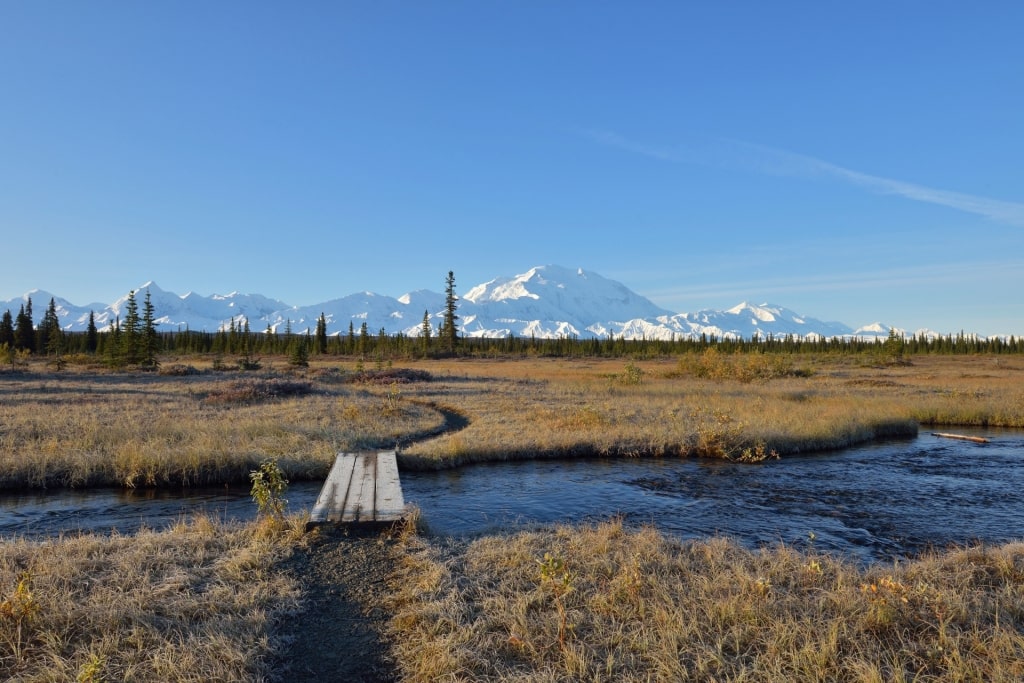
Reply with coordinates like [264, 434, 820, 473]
[2, 2, 1022, 335]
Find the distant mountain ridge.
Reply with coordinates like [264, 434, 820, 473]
[2, 265, 942, 342]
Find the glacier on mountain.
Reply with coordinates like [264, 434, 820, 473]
[3, 265, 916, 342]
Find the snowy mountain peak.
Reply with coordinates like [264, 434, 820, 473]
[665, 301, 855, 341]
[465, 265, 580, 303]
[855, 322, 894, 335]
[1, 265, 958, 341]
[726, 302, 780, 322]
[466, 265, 667, 308]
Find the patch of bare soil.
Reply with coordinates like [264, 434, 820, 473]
[270, 526, 401, 682]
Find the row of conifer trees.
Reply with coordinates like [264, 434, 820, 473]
[3, 276, 1023, 368]
[1, 290, 160, 368]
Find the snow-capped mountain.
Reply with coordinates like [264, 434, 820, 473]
[658, 302, 855, 341]
[461, 266, 674, 338]
[2, 265, 923, 341]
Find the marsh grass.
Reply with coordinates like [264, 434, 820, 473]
[0, 365, 445, 489]
[2, 354, 1023, 680]
[397, 355, 1024, 468]
[3, 354, 1022, 486]
[0, 514, 306, 681]
[389, 520, 1024, 682]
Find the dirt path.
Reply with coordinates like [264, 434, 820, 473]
[271, 526, 402, 682]
[268, 404, 467, 680]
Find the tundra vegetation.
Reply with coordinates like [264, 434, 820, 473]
[0, 514, 307, 681]
[389, 519, 1024, 682]
[1, 351, 1023, 680]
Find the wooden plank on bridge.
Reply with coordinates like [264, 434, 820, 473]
[373, 450, 406, 521]
[309, 451, 406, 526]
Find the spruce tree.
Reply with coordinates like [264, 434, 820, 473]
[377, 327, 387, 364]
[106, 316, 122, 366]
[315, 313, 328, 355]
[358, 322, 369, 356]
[39, 298, 62, 356]
[421, 309, 432, 355]
[227, 318, 239, 354]
[288, 334, 309, 367]
[141, 289, 160, 369]
[86, 311, 98, 353]
[36, 299, 52, 355]
[118, 290, 142, 365]
[14, 302, 34, 352]
[883, 328, 905, 365]
[239, 318, 260, 370]
[23, 298, 35, 352]
[441, 270, 459, 355]
[0, 310, 14, 349]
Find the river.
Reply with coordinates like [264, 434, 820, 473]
[1, 428, 1020, 564]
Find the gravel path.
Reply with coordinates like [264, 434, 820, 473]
[271, 526, 402, 682]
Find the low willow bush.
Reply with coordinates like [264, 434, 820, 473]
[343, 368, 433, 385]
[675, 348, 815, 383]
[201, 378, 317, 405]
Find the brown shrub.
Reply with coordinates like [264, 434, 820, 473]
[202, 378, 317, 405]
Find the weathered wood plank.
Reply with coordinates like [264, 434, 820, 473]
[309, 453, 357, 524]
[373, 450, 405, 521]
[309, 451, 406, 526]
[341, 453, 373, 522]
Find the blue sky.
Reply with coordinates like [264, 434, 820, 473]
[2, 2, 1022, 335]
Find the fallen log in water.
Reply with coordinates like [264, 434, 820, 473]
[931, 432, 990, 444]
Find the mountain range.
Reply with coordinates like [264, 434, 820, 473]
[2, 265, 935, 342]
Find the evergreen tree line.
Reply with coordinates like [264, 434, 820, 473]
[1, 290, 159, 369]
[4, 275, 1023, 367]
[0, 297, 67, 357]
[7, 320, 1024, 363]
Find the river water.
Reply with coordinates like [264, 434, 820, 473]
[1, 429, 1021, 564]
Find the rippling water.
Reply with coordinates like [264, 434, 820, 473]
[1, 429, 1021, 564]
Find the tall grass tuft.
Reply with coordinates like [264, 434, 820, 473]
[388, 521, 1024, 682]
[0, 515, 304, 681]
[0, 366, 446, 489]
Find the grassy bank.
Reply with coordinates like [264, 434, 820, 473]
[389, 520, 1024, 682]
[0, 516, 306, 681]
[1, 354, 1022, 488]
[397, 353, 1024, 468]
[4, 516, 1022, 682]
[0, 365, 445, 489]
[2, 348, 1022, 681]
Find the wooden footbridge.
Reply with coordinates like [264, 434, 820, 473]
[308, 451, 406, 527]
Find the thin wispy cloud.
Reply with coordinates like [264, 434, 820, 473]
[585, 129, 1024, 228]
[639, 258, 1024, 308]
[581, 129, 684, 163]
[737, 141, 1024, 229]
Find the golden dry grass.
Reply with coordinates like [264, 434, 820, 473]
[2, 354, 1022, 488]
[0, 364, 446, 489]
[0, 514, 306, 681]
[0, 353, 1022, 681]
[388, 520, 1024, 682]
[397, 354, 1024, 468]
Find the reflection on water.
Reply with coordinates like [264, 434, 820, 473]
[1, 429, 1021, 564]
